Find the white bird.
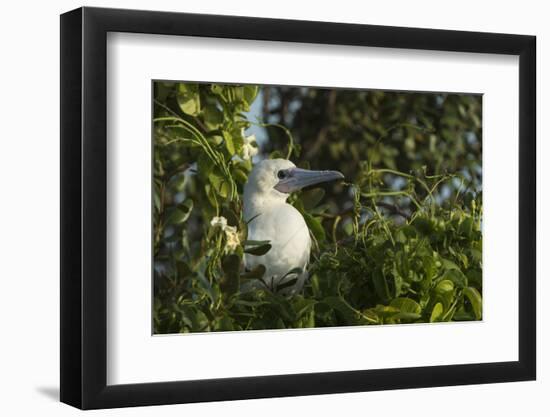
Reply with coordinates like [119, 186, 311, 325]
[243, 159, 344, 293]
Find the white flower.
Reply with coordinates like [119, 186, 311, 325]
[224, 225, 240, 251]
[244, 133, 256, 144]
[211, 216, 240, 252]
[241, 133, 258, 161]
[210, 216, 228, 230]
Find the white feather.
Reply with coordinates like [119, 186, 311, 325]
[243, 159, 310, 293]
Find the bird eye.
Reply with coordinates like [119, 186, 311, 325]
[277, 170, 286, 179]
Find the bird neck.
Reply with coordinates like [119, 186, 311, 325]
[243, 188, 288, 223]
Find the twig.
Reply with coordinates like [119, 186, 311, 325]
[376, 202, 410, 219]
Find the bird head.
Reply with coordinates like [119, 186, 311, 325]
[244, 159, 344, 202]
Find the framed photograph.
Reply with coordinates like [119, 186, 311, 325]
[60, 6, 536, 409]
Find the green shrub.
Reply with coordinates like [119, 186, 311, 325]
[153, 82, 482, 333]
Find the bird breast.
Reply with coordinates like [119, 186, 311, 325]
[244, 203, 311, 289]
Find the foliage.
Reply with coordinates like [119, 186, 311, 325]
[262, 87, 482, 213]
[153, 82, 482, 333]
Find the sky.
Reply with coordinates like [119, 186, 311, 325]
[243, 89, 269, 151]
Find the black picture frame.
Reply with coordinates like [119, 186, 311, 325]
[60, 6, 536, 410]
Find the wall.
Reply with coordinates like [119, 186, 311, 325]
[0, 0, 545, 415]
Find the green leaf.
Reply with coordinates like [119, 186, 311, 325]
[435, 279, 454, 293]
[303, 212, 326, 242]
[413, 217, 433, 235]
[165, 200, 193, 225]
[221, 207, 240, 227]
[243, 85, 259, 105]
[204, 184, 218, 208]
[395, 312, 422, 321]
[168, 173, 186, 192]
[459, 217, 473, 237]
[401, 225, 417, 239]
[233, 168, 249, 185]
[390, 297, 422, 320]
[293, 297, 317, 318]
[214, 316, 234, 331]
[441, 269, 468, 288]
[178, 307, 194, 328]
[231, 86, 245, 102]
[177, 83, 200, 115]
[372, 304, 400, 319]
[275, 277, 298, 292]
[440, 258, 461, 270]
[222, 254, 241, 276]
[153, 187, 161, 213]
[430, 302, 444, 322]
[204, 104, 223, 127]
[264, 292, 295, 321]
[195, 272, 217, 304]
[234, 299, 269, 307]
[221, 254, 241, 295]
[180, 198, 193, 214]
[208, 171, 229, 198]
[241, 264, 266, 280]
[463, 287, 482, 320]
[243, 240, 271, 246]
[362, 309, 380, 324]
[244, 243, 272, 256]
[390, 297, 421, 316]
[223, 131, 236, 155]
[322, 296, 359, 324]
[269, 150, 285, 159]
[281, 267, 303, 280]
[372, 269, 391, 302]
[193, 310, 209, 331]
[179, 305, 209, 332]
[197, 153, 213, 180]
[210, 84, 224, 96]
[300, 188, 325, 210]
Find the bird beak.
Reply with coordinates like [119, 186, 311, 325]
[274, 168, 344, 193]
